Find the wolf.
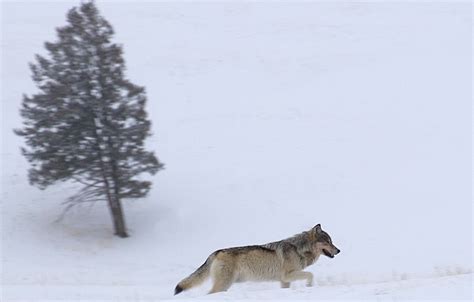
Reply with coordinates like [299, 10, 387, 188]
[174, 224, 340, 295]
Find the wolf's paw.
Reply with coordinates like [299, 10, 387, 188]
[306, 280, 314, 287]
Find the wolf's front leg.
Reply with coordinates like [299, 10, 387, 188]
[306, 273, 313, 287]
[282, 271, 313, 287]
[280, 281, 290, 288]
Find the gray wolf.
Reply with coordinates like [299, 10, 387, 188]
[174, 224, 340, 295]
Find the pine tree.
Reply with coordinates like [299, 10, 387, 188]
[15, 1, 163, 238]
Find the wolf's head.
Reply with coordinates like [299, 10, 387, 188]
[310, 224, 340, 259]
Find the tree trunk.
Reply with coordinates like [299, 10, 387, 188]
[91, 117, 128, 238]
[108, 155, 128, 238]
[107, 195, 128, 238]
[99, 158, 128, 238]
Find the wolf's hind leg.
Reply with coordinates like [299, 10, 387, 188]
[282, 271, 313, 287]
[209, 275, 234, 294]
[208, 264, 235, 294]
[280, 281, 290, 288]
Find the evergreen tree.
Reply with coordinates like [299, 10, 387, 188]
[15, 1, 163, 238]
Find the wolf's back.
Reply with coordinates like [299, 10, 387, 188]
[174, 252, 217, 295]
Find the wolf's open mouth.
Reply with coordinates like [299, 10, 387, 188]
[323, 249, 334, 258]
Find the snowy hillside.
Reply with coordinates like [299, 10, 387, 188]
[1, 1, 472, 301]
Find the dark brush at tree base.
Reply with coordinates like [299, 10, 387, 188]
[15, 1, 164, 238]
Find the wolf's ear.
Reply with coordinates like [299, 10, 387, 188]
[313, 224, 322, 233]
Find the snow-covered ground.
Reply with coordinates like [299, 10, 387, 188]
[1, 1, 472, 301]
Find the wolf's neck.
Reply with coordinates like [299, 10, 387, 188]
[263, 231, 310, 250]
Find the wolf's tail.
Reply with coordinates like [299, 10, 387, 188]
[174, 252, 218, 295]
